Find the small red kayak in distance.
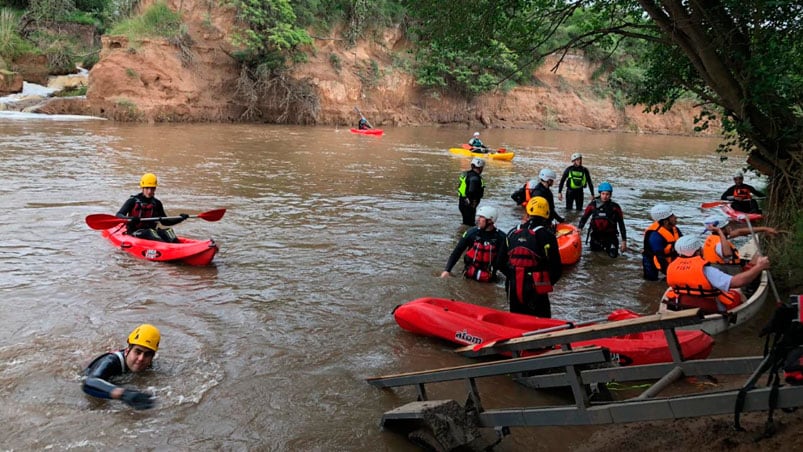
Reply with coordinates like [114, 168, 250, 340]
[101, 224, 218, 266]
[349, 128, 384, 136]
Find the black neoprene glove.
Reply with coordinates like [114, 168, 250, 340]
[121, 389, 155, 410]
[179, 213, 189, 221]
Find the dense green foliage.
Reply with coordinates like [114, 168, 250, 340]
[224, 0, 311, 67]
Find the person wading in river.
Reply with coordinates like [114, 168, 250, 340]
[558, 152, 594, 211]
[441, 205, 507, 282]
[642, 203, 682, 281]
[456, 158, 486, 226]
[82, 324, 160, 410]
[504, 197, 563, 318]
[577, 182, 627, 258]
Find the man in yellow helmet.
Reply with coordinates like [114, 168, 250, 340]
[503, 197, 563, 318]
[82, 324, 160, 410]
[116, 173, 188, 242]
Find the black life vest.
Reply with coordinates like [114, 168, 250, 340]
[507, 226, 552, 301]
[589, 200, 618, 235]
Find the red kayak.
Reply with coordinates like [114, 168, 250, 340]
[101, 224, 218, 266]
[720, 204, 763, 222]
[350, 128, 384, 136]
[393, 297, 714, 366]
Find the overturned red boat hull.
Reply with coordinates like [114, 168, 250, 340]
[393, 297, 713, 366]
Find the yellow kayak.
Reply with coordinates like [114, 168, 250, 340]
[448, 146, 515, 161]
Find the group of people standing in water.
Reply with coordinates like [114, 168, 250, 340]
[443, 147, 775, 321]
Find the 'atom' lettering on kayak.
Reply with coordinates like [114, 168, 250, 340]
[143, 249, 162, 259]
[455, 329, 483, 345]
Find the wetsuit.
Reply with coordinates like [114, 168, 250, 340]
[443, 226, 508, 282]
[578, 197, 626, 257]
[532, 183, 565, 224]
[720, 183, 764, 213]
[457, 169, 485, 226]
[504, 220, 562, 318]
[82, 350, 128, 399]
[116, 193, 184, 241]
[558, 165, 594, 210]
[468, 137, 487, 152]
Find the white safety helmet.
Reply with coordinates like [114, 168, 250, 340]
[528, 179, 538, 188]
[703, 214, 730, 229]
[650, 203, 674, 222]
[675, 235, 703, 257]
[733, 171, 744, 179]
[473, 132, 480, 137]
[471, 157, 485, 168]
[476, 205, 498, 223]
[539, 168, 557, 182]
[571, 152, 583, 161]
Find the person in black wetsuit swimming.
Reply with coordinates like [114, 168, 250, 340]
[82, 324, 160, 410]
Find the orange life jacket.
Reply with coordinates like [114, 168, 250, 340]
[643, 222, 680, 270]
[733, 186, 752, 200]
[666, 256, 742, 314]
[702, 235, 740, 265]
[520, 180, 536, 207]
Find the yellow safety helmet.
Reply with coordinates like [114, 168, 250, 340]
[140, 173, 158, 188]
[526, 196, 550, 219]
[128, 324, 160, 352]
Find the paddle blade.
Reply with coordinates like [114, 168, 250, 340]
[701, 201, 728, 209]
[197, 208, 226, 222]
[461, 143, 472, 150]
[497, 148, 507, 153]
[85, 214, 127, 230]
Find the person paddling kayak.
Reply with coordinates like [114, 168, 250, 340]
[82, 324, 160, 410]
[116, 173, 188, 242]
[468, 132, 489, 153]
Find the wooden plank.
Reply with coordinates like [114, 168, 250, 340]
[455, 309, 704, 358]
[366, 347, 610, 388]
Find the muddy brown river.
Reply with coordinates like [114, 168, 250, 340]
[0, 117, 773, 449]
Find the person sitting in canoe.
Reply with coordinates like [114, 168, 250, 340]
[357, 117, 371, 130]
[577, 182, 627, 258]
[665, 235, 769, 314]
[441, 205, 508, 283]
[82, 324, 160, 410]
[642, 203, 681, 281]
[720, 171, 764, 214]
[468, 132, 489, 153]
[116, 173, 188, 243]
[701, 214, 779, 275]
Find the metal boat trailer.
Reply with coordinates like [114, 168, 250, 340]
[366, 308, 803, 450]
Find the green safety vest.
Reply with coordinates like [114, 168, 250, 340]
[457, 171, 485, 197]
[568, 168, 587, 189]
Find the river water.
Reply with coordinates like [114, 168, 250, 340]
[0, 118, 772, 450]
